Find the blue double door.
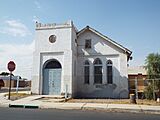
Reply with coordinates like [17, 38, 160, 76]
[43, 69, 62, 95]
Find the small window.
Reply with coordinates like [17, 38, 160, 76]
[84, 60, 90, 84]
[85, 39, 91, 49]
[94, 58, 103, 84]
[107, 60, 113, 84]
[84, 60, 90, 65]
[49, 35, 56, 43]
[107, 60, 112, 65]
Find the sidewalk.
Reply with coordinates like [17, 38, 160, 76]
[1, 94, 160, 114]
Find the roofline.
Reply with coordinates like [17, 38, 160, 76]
[77, 26, 132, 57]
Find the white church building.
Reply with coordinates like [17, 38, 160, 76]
[31, 20, 132, 98]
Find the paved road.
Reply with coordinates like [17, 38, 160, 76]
[0, 108, 160, 120]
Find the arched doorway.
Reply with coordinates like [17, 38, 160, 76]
[43, 59, 62, 95]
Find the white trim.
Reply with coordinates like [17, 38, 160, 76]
[39, 52, 64, 94]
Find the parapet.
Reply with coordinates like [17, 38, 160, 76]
[35, 20, 73, 30]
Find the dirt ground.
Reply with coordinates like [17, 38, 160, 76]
[4, 93, 31, 101]
[67, 99, 160, 106]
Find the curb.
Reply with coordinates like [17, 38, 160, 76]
[82, 107, 142, 113]
[0, 103, 9, 108]
[80, 106, 160, 115]
[0, 103, 159, 114]
[40, 104, 160, 115]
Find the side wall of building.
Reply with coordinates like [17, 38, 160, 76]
[71, 25, 78, 97]
[76, 30, 128, 98]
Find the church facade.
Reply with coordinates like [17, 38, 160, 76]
[31, 20, 132, 98]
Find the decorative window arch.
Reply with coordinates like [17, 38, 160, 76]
[94, 58, 102, 84]
[107, 60, 113, 65]
[84, 60, 90, 84]
[107, 60, 113, 84]
[44, 59, 62, 69]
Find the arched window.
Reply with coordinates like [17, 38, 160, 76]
[107, 60, 113, 84]
[84, 60, 90, 84]
[94, 58, 102, 84]
[44, 60, 62, 69]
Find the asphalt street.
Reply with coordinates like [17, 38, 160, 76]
[0, 108, 160, 120]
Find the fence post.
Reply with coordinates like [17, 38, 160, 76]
[16, 76, 20, 94]
[65, 84, 68, 100]
[135, 77, 138, 99]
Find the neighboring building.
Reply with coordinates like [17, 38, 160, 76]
[0, 76, 31, 88]
[32, 20, 132, 98]
[128, 66, 147, 98]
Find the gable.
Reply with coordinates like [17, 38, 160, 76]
[77, 30, 123, 56]
[77, 26, 132, 60]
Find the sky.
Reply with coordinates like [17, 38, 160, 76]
[0, 0, 160, 79]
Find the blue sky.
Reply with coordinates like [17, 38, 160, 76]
[0, 0, 160, 79]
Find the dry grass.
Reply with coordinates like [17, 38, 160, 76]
[136, 99, 160, 105]
[4, 93, 30, 100]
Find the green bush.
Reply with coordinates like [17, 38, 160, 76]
[144, 84, 154, 100]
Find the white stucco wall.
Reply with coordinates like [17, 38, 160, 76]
[76, 30, 129, 98]
[71, 25, 78, 97]
[31, 21, 130, 98]
[32, 21, 75, 96]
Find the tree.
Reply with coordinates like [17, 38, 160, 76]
[145, 53, 160, 79]
[0, 72, 14, 76]
[144, 53, 160, 100]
